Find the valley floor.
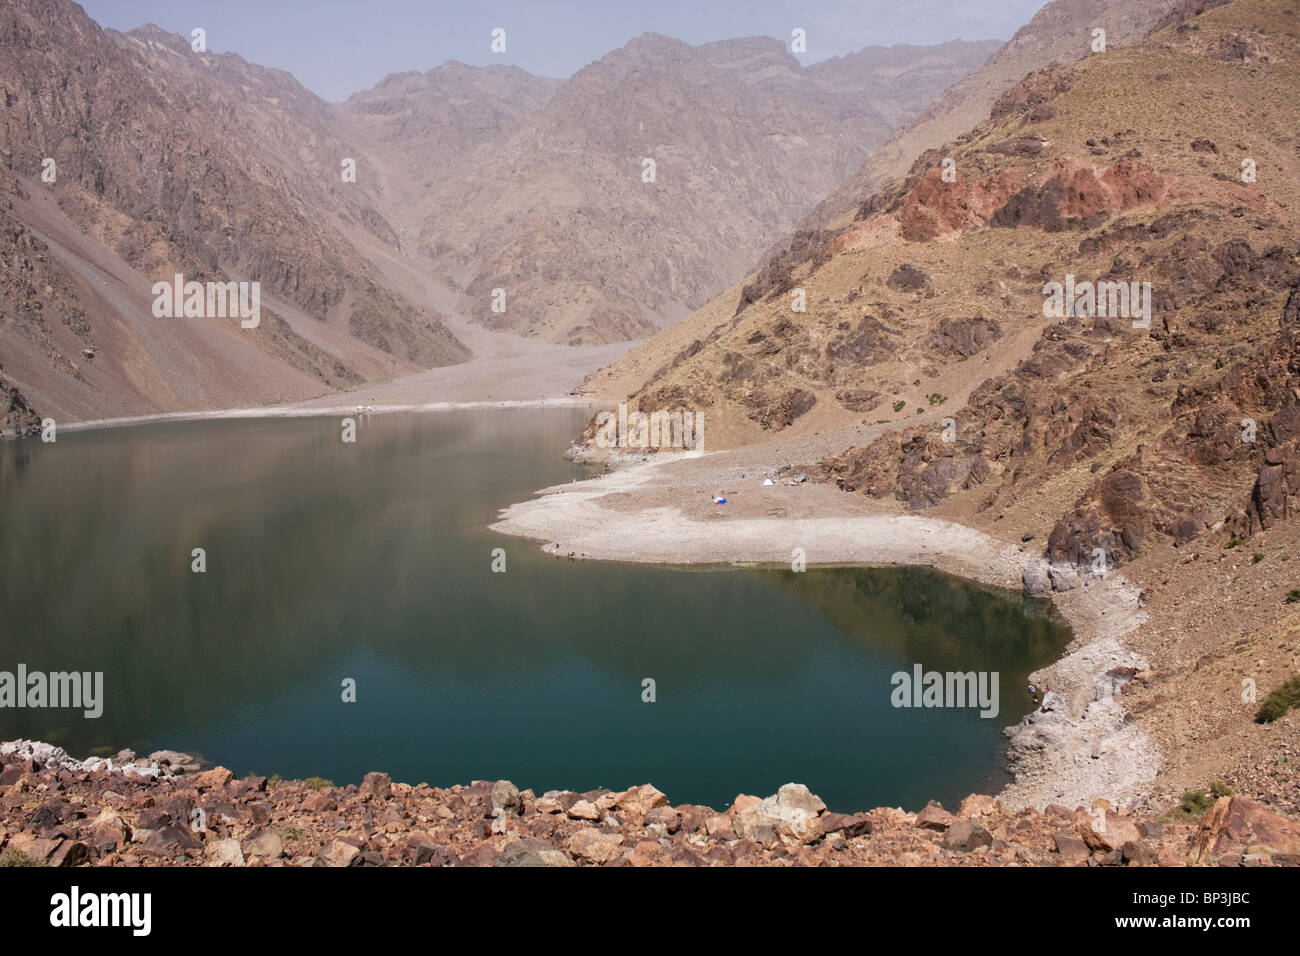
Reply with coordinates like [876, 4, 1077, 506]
[50, 324, 632, 434]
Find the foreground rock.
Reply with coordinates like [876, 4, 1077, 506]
[2, 741, 1297, 867]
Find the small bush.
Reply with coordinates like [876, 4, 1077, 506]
[1255, 675, 1300, 723]
[1181, 789, 1213, 816]
[892, 400, 906, 412]
[1285, 589, 1300, 604]
[927, 393, 947, 406]
[0, 849, 40, 867]
[266, 774, 282, 789]
[304, 776, 333, 790]
[1226, 536, 1242, 549]
[1253, 552, 1265, 564]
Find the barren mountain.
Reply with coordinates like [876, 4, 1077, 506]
[343, 62, 562, 207]
[0, 0, 466, 424]
[356, 33, 1000, 345]
[0, 0, 1000, 422]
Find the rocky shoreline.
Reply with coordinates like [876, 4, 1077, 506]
[2, 739, 1297, 867]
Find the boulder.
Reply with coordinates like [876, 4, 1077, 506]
[206, 838, 245, 867]
[704, 814, 733, 836]
[191, 766, 234, 790]
[48, 839, 89, 868]
[491, 780, 523, 816]
[140, 825, 202, 856]
[958, 794, 1000, 818]
[733, 784, 827, 847]
[359, 772, 392, 800]
[1196, 795, 1300, 862]
[821, 812, 873, 837]
[774, 783, 826, 816]
[1122, 840, 1157, 865]
[1048, 564, 1081, 592]
[729, 794, 762, 815]
[567, 828, 625, 864]
[302, 792, 336, 813]
[1080, 812, 1141, 852]
[943, 820, 993, 852]
[242, 829, 284, 860]
[566, 800, 600, 821]
[1022, 562, 1052, 597]
[914, 802, 956, 831]
[454, 845, 500, 867]
[314, 838, 363, 867]
[644, 806, 681, 832]
[534, 790, 571, 814]
[147, 751, 200, 773]
[5, 834, 60, 864]
[1052, 831, 1091, 864]
[496, 838, 574, 867]
[616, 784, 669, 816]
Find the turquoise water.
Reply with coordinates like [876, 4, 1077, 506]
[0, 408, 1069, 811]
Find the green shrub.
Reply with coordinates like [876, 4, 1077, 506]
[1255, 675, 1300, 723]
[303, 776, 333, 789]
[1253, 552, 1265, 564]
[0, 849, 40, 867]
[1286, 589, 1300, 604]
[892, 400, 905, 412]
[1180, 789, 1213, 816]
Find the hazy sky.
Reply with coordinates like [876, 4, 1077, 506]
[78, 0, 1047, 102]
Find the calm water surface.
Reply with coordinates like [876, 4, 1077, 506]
[0, 408, 1070, 811]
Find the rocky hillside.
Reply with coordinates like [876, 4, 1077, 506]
[3, 740, 1297, 866]
[0, 0, 472, 424]
[348, 34, 1000, 345]
[342, 62, 562, 204]
[581, 0, 1300, 574]
[796, 0, 1187, 234]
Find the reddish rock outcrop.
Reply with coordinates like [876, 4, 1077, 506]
[5, 741, 1297, 867]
